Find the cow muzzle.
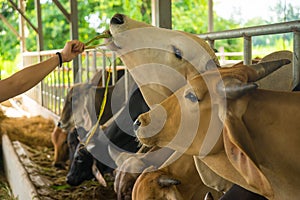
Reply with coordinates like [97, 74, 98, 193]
[133, 105, 167, 145]
[110, 13, 125, 25]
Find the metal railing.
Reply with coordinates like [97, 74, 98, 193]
[198, 20, 300, 88]
[22, 48, 120, 115]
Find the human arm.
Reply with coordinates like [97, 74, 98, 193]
[0, 40, 84, 103]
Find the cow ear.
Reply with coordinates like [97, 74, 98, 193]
[205, 59, 220, 71]
[222, 115, 273, 198]
[92, 159, 107, 187]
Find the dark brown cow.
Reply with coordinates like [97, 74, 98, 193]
[51, 69, 124, 168]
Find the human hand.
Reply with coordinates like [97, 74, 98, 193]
[60, 40, 85, 62]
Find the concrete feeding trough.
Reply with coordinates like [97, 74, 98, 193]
[1, 95, 59, 200]
[2, 134, 40, 200]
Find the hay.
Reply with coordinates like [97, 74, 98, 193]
[0, 111, 54, 148]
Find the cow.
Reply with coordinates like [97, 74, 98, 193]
[66, 85, 149, 186]
[131, 153, 224, 200]
[109, 144, 228, 200]
[107, 13, 220, 107]
[107, 14, 293, 108]
[51, 69, 124, 168]
[51, 82, 115, 168]
[51, 125, 69, 168]
[134, 59, 298, 200]
[106, 14, 294, 199]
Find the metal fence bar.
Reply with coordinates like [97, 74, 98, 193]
[85, 51, 90, 82]
[78, 53, 83, 83]
[243, 36, 252, 65]
[198, 20, 300, 40]
[199, 20, 300, 86]
[112, 52, 117, 85]
[293, 31, 300, 88]
[102, 50, 107, 86]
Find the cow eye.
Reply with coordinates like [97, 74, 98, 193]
[172, 45, 182, 59]
[185, 92, 198, 102]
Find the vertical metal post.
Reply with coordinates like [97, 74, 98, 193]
[151, 0, 172, 29]
[243, 36, 252, 65]
[124, 69, 129, 102]
[208, 0, 214, 32]
[78, 53, 82, 83]
[292, 31, 300, 88]
[70, 0, 79, 83]
[85, 51, 90, 82]
[102, 50, 107, 86]
[112, 52, 117, 85]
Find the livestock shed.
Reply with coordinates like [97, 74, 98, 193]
[0, 0, 300, 199]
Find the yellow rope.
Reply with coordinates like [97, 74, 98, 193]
[83, 69, 111, 146]
[82, 32, 112, 146]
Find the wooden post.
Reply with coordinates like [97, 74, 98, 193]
[151, 0, 172, 29]
[18, 0, 26, 54]
[70, 0, 79, 83]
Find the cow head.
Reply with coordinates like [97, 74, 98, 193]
[132, 167, 183, 200]
[134, 59, 291, 155]
[66, 143, 107, 187]
[51, 125, 68, 169]
[107, 13, 219, 106]
[58, 70, 110, 133]
[59, 83, 90, 132]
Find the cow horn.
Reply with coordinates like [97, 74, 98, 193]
[204, 192, 214, 200]
[157, 175, 181, 187]
[108, 145, 133, 167]
[249, 59, 291, 81]
[218, 77, 258, 99]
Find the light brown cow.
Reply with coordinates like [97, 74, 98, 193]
[107, 13, 219, 106]
[131, 153, 223, 200]
[110, 145, 224, 200]
[51, 125, 68, 168]
[135, 59, 299, 200]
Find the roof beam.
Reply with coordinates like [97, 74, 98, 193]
[8, 0, 38, 33]
[0, 13, 21, 38]
[52, 0, 71, 23]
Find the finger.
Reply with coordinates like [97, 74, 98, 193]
[72, 42, 85, 52]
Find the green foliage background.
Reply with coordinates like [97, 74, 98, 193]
[0, 0, 299, 79]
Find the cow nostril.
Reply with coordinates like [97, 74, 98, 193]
[57, 121, 61, 127]
[133, 119, 141, 131]
[111, 13, 124, 25]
